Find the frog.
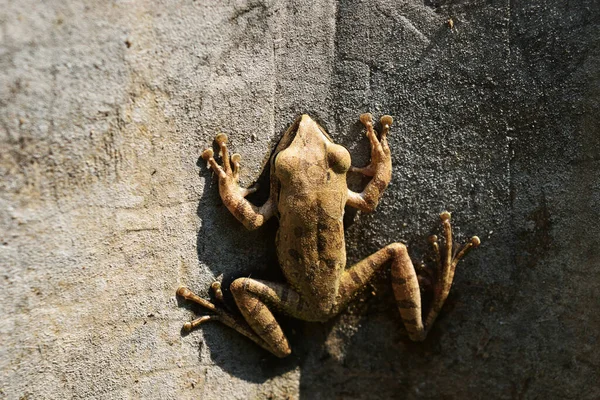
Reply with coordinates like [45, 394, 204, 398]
[177, 113, 480, 358]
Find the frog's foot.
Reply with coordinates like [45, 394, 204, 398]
[202, 134, 258, 198]
[424, 212, 480, 327]
[350, 114, 393, 176]
[177, 286, 262, 342]
[177, 286, 228, 331]
[176, 284, 290, 357]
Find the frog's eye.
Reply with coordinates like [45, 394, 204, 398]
[327, 144, 351, 173]
[272, 148, 294, 180]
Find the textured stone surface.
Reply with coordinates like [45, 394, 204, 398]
[1, 0, 599, 399]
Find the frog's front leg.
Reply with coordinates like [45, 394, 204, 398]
[333, 212, 480, 341]
[347, 113, 393, 212]
[202, 133, 276, 230]
[178, 279, 311, 358]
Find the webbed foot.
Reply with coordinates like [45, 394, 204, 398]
[202, 134, 258, 197]
[176, 283, 291, 357]
[176, 285, 235, 332]
[350, 114, 393, 177]
[424, 212, 480, 327]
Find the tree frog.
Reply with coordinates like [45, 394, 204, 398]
[177, 113, 480, 358]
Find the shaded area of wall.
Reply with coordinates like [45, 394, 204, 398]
[1, 0, 598, 399]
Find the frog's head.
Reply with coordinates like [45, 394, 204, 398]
[296, 114, 333, 145]
[272, 114, 333, 158]
[271, 114, 352, 190]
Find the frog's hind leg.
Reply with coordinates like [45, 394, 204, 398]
[176, 286, 274, 354]
[391, 212, 480, 340]
[177, 279, 309, 358]
[229, 278, 312, 358]
[334, 211, 480, 341]
[333, 242, 427, 339]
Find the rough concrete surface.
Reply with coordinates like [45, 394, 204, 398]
[1, 0, 599, 399]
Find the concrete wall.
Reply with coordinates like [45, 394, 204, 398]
[1, 0, 598, 399]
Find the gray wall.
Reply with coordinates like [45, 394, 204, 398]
[1, 0, 598, 399]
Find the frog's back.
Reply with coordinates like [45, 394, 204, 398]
[273, 115, 351, 317]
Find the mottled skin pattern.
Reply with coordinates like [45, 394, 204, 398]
[177, 114, 480, 358]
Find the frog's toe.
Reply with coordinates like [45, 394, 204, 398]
[440, 211, 451, 221]
[182, 316, 212, 332]
[177, 286, 192, 297]
[360, 113, 374, 126]
[177, 286, 218, 311]
[380, 115, 393, 128]
[215, 132, 228, 144]
[202, 148, 214, 161]
[210, 281, 225, 303]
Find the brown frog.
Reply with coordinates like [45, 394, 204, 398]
[177, 113, 480, 358]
